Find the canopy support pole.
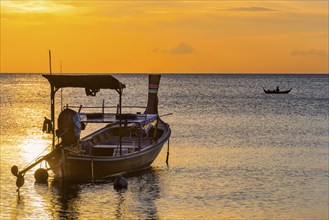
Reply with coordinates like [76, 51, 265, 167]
[51, 85, 55, 150]
[117, 88, 123, 156]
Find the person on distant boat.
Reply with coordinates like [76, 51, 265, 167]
[276, 86, 279, 92]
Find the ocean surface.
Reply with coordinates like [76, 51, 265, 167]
[0, 74, 328, 219]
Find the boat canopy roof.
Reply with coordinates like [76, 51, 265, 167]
[43, 74, 126, 90]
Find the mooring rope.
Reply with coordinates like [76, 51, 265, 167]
[22, 143, 52, 171]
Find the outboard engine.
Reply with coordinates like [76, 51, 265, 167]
[56, 108, 81, 146]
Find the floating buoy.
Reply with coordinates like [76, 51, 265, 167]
[34, 168, 49, 184]
[113, 175, 128, 190]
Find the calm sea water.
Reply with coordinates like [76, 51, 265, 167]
[0, 74, 328, 219]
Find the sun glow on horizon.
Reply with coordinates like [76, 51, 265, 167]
[1, 0, 74, 13]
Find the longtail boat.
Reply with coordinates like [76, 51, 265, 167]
[263, 88, 292, 94]
[11, 75, 171, 189]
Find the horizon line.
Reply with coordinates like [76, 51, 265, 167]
[1, 72, 328, 75]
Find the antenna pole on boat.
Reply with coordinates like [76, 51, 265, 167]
[48, 50, 52, 75]
[48, 49, 55, 149]
[60, 60, 63, 110]
[119, 88, 122, 156]
[51, 85, 55, 150]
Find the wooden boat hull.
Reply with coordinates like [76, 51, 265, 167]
[47, 122, 171, 182]
[263, 88, 291, 94]
[10, 75, 172, 190]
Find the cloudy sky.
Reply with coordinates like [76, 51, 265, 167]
[1, 1, 328, 73]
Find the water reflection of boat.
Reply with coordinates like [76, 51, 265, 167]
[114, 167, 161, 219]
[44, 167, 161, 219]
[12, 75, 171, 186]
[263, 87, 292, 94]
[33, 180, 80, 219]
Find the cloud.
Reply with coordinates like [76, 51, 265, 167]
[291, 49, 328, 57]
[152, 48, 160, 53]
[230, 7, 276, 12]
[152, 48, 168, 54]
[170, 42, 196, 55]
[153, 42, 195, 55]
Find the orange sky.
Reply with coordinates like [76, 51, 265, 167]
[1, 1, 328, 73]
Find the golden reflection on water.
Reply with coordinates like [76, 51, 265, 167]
[18, 135, 52, 165]
[1, 74, 328, 219]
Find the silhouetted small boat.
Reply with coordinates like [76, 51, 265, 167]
[11, 74, 171, 187]
[263, 88, 292, 94]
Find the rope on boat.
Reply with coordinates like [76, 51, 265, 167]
[64, 146, 81, 154]
[91, 158, 94, 183]
[166, 139, 170, 165]
[22, 143, 52, 171]
[159, 113, 173, 118]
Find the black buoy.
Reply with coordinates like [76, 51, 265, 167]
[34, 168, 49, 184]
[113, 175, 128, 190]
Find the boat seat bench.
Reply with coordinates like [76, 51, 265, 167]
[92, 144, 141, 156]
[93, 144, 139, 149]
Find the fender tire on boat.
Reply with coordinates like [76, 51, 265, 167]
[34, 168, 49, 183]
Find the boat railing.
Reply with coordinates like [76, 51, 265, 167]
[63, 104, 159, 127]
[64, 104, 147, 114]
